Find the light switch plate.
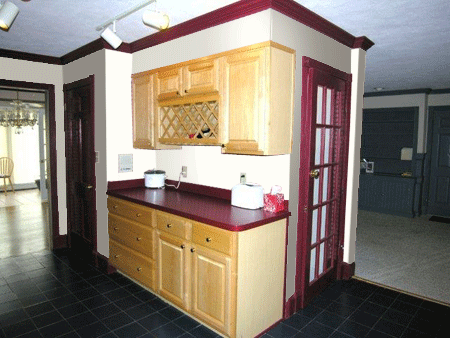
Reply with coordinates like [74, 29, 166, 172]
[118, 154, 133, 173]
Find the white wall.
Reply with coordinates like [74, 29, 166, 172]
[0, 58, 66, 232]
[363, 94, 428, 153]
[429, 93, 450, 106]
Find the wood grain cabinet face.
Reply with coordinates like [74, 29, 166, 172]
[183, 59, 219, 95]
[221, 44, 295, 155]
[191, 245, 233, 336]
[132, 74, 153, 149]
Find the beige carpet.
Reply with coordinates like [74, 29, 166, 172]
[355, 209, 450, 304]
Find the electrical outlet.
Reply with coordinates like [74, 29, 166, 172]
[240, 172, 246, 184]
[182, 166, 187, 178]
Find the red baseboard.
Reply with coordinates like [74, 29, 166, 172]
[53, 235, 68, 249]
[340, 262, 355, 280]
[93, 251, 116, 274]
[284, 293, 297, 318]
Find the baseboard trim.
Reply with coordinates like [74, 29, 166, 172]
[94, 251, 116, 274]
[284, 294, 297, 318]
[53, 234, 68, 249]
[340, 262, 355, 280]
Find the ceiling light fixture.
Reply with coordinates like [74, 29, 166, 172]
[100, 21, 122, 49]
[142, 10, 169, 30]
[0, 1, 19, 31]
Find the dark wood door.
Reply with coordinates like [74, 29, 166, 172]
[428, 107, 450, 216]
[297, 57, 352, 308]
[64, 76, 96, 260]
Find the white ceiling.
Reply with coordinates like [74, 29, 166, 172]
[0, 0, 449, 92]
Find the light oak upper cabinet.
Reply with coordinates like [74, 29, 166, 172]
[221, 42, 295, 155]
[132, 73, 180, 150]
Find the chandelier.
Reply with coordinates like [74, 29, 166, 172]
[0, 90, 38, 133]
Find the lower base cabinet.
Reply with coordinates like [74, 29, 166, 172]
[108, 197, 286, 338]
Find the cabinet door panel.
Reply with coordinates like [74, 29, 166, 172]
[191, 246, 233, 335]
[183, 59, 219, 95]
[157, 233, 189, 309]
[222, 48, 266, 155]
[132, 74, 153, 149]
[156, 68, 182, 100]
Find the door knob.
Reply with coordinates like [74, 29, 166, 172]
[85, 184, 93, 189]
[310, 170, 320, 179]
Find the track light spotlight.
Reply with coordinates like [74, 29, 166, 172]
[0, 1, 19, 31]
[142, 10, 169, 30]
[101, 23, 122, 49]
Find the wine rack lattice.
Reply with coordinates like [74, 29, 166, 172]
[159, 100, 219, 144]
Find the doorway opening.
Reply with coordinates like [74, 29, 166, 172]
[0, 79, 60, 258]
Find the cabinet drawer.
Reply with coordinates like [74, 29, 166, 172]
[109, 214, 155, 259]
[156, 212, 190, 239]
[107, 196, 153, 226]
[110, 239, 155, 291]
[192, 222, 234, 256]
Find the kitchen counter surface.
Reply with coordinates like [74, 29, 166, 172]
[107, 187, 290, 231]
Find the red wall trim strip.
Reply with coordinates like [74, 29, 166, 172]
[0, 48, 61, 65]
[340, 262, 356, 280]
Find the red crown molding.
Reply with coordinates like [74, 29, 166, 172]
[61, 39, 132, 65]
[0, 48, 61, 65]
[0, 0, 373, 65]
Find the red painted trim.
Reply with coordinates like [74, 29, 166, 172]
[303, 57, 352, 82]
[0, 79, 60, 250]
[107, 178, 145, 191]
[1, 0, 373, 65]
[60, 39, 132, 65]
[53, 235, 68, 249]
[284, 294, 297, 318]
[93, 251, 116, 274]
[340, 262, 355, 280]
[0, 48, 61, 65]
[282, 217, 289, 319]
[165, 180, 231, 201]
[254, 318, 283, 338]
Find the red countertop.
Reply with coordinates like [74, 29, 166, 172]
[106, 186, 290, 232]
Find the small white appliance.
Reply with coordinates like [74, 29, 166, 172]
[231, 183, 264, 209]
[144, 169, 166, 188]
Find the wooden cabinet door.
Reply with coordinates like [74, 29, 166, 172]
[183, 59, 219, 95]
[132, 74, 154, 149]
[191, 245, 233, 336]
[156, 232, 189, 310]
[156, 67, 183, 100]
[221, 47, 267, 155]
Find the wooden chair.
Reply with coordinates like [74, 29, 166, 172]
[0, 157, 15, 194]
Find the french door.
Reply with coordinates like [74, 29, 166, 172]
[297, 57, 352, 308]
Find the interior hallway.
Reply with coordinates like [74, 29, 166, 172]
[355, 210, 450, 305]
[0, 189, 50, 259]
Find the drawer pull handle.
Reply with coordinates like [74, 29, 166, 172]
[136, 213, 142, 217]
[113, 205, 118, 209]
[114, 254, 121, 258]
[137, 267, 142, 272]
[206, 237, 212, 243]
[190, 248, 195, 253]
[166, 224, 172, 228]
[136, 237, 142, 241]
[113, 227, 119, 231]
[181, 244, 185, 249]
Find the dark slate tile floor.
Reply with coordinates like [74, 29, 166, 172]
[1, 250, 450, 338]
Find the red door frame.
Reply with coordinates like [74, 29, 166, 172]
[0, 79, 62, 248]
[295, 57, 352, 310]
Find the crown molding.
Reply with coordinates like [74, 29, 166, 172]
[1, 0, 374, 65]
[364, 88, 433, 97]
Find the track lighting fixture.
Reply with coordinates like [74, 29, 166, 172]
[0, 1, 19, 31]
[101, 21, 123, 49]
[96, 0, 169, 48]
[142, 10, 169, 30]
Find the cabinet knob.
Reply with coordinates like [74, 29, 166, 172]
[181, 244, 185, 249]
[137, 267, 142, 272]
[113, 205, 118, 209]
[176, 91, 180, 96]
[136, 213, 142, 217]
[184, 89, 188, 94]
[167, 224, 172, 228]
[206, 237, 212, 243]
[114, 254, 121, 258]
[136, 237, 142, 241]
[190, 248, 195, 253]
[113, 227, 119, 231]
